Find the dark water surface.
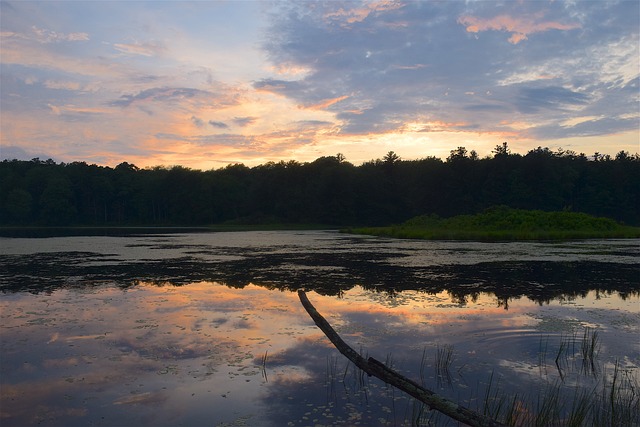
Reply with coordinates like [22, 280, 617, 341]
[1, 231, 638, 426]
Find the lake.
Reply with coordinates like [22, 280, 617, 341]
[1, 231, 638, 426]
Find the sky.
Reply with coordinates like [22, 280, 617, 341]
[1, 0, 638, 169]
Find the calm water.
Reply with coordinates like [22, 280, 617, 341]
[1, 231, 638, 426]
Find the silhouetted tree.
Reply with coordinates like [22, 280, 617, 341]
[492, 142, 511, 157]
[1, 144, 638, 227]
[447, 146, 468, 162]
[383, 151, 400, 164]
[4, 189, 32, 223]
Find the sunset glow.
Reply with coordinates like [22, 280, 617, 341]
[1, 1, 638, 169]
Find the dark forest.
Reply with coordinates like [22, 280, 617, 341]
[1, 144, 638, 227]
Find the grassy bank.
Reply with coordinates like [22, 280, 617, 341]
[345, 207, 640, 241]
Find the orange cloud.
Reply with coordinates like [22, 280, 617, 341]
[307, 288, 534, 330]
[324, 0, 403, 25]
[400, 120, 470, 133]
[270, 63, 312, 76]
[458, 14, 580, 44]
[300, 95, 350, 110]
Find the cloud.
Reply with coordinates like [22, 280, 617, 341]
[208, 120, 229, 129]
[156, 132, 255, 148]
[0, 145, 56, 161]
[323, 0, 405, 26]
[47, 104, 105, 122]
[1, 0, 638, 168]
[457, 14, 580, 44]
[197, 134, 255, 147]
[191, 116, 204, 127]
[402, 119, 479, 133]
[30, 26, 89, 43]
[262, 2, 490, 134]
[529, 117, 640, 140]
[0, 30, 136, 81]
[270, 63, 313, 77]
[516, 86, 590, 114]
[253, 79, 306, 97]
[113, 41, 166, 57]
[294, 120, 334, 129]
[43, 80, 82, 91]
[232, 116, 257, 127]
[301, 95, 350, 111]
[109, 87, 238, 109]
[261, 0, 638, 142]
[463, 104, 511, 113]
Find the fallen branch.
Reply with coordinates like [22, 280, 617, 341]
[298, 290, 506, 427]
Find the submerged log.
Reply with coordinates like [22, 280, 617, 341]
[298, 290, 506, 427]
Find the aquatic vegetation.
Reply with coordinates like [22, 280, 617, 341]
[381, 334, 638, 426]
[347, 207, 640, 241]
[499, 331, 638, 426]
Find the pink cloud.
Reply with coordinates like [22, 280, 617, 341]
[324, 0, 403, 25]
[31, 26, 89, 43]
[113, 41, 166, 57]
[458, 14, 580, 44]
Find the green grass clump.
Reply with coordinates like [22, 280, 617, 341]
[345, 207, 640, 241]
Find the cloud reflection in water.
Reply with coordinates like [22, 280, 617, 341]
[1, 280, 638, 426]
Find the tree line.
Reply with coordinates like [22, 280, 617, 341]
[1, 143, 638, 227]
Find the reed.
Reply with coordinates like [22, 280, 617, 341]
[481, 363, 639, 426]
[318, 328, 638, 426]
[329, 356, 638, 426]
[456, 329, 636, 426]
[260, 350, 268, 382]
[555, 333, 567, 378]
[435, 344, 455, 386]
[581, 327, 600, 375]
[565, 387, 592, 427]
[538, 336, 549, 375]
[534, 380, 562, 426]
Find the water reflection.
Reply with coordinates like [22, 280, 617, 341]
[0, 232, 638, 426]
[1, 232, 638, 304]
[1, 282, 638, 426]
[1, 283, 296, 426]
